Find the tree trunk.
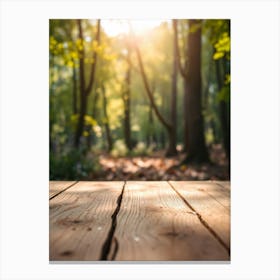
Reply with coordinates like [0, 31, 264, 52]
[183, 78, 190, 153]
[148, 104, 156, 145]
[166, 25, 178, 156]
[173, 19, 189, 153]
[222, 54, 230, 164]
[131, 25, 177, 157]
[91, 88, 99, 146]
[182, 20, 208, 163]
[74, 19, 101, 148]
[74, 19, 87, 148]
[123, 47, 132, 150]
[215, 58, 230, 163]
[101, 86, 113, 151]
[133, 41, 171, 131]
[72, 59, 78, 115]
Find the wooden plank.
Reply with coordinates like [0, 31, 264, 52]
[169, 181, 230, 249]
[213, 181, 230, 191]
[112, 181, 229, 261]
[49, 181, 124, 261]
[49, 181, 77, 199]
[184, 181, 230, 209]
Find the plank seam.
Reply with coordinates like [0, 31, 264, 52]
[99, 181, 126, 261]
[199, 188, 230, 210]
[214, 182, 230, 191]
[167, 181, 230, 257]
[49, 181, 79, 200]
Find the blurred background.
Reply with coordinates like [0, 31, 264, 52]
[49, 19, 230, 181]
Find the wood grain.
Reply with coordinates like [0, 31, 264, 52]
[180, 181, 230, 209]
[213, 181, 230, 191]
[111, 181, 229, 261]
[49, 181, 77, 199]
[49, 181, 124, 261]
[169, 181, 230, 248]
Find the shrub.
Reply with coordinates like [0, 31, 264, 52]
[50, 149, 98, 180]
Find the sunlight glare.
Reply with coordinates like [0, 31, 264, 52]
[101, 19, 164, 37]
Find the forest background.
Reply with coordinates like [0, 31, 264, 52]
[49, 19, 230, 181]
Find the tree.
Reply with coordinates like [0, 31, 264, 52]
[130, 23, 178, 156]
[174, 19, 208, 163]
[122, 37, 132, 150]
[173, 19, 189, 152]
[204, 19, 230, 163]
[101, 85, 113, 151]
[49, 19, 78, 151]
[167, 20, 179, 156]
[185, 20, 208, 162]
[74, 19, 101, 148]
[214, 20, 230, 163]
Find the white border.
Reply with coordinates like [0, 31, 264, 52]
[0, 0, 279, 279]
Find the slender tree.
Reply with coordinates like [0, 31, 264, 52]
[173, 19, 189, 152]
[74, 19, 101, 148]
[130, 24, 177, 156]
[101, 85, 113, 151]
[122, 39, 132, 150]
[167, 21, 179, 156]
[215, 56, 230, 163]
[63, 22, 78, 116]
[72, 58, 78, 114]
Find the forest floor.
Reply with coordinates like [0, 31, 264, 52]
[93, 144, 229, 181]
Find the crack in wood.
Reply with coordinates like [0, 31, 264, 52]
[99, 181, 126, 260]
[110, 237, 119, 260]
[167, 181, 230, 256]
[49, 181, 79, 200]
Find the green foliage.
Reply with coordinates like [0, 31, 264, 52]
[49, 19, 231, 178]
[217, 84, 230, 103]
[50, 150, 100, 180]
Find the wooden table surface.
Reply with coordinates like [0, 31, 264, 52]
[49, 181, 230, 261]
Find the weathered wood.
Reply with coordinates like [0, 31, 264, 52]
[111, 181, 229, 261]
[49, 181, 77, 199]
[169, 181, 230, 249]
[182, 181, 230, 209]
[213, 180, 230, 191]
[49, 181, 124, 261]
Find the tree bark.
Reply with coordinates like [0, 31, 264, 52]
[74, 19, 101, 148]
[91, 87, 99, 146]
[74, 19, 87, 148]
[101, 85, 113, 151]
[215, 58, 230, 163]
[148, 104, 156, 145]
[72, 59, 78, 115]
[182, 20, 208, 163]
[131, 24, 179, 157]
[183, 78, 190, 152]
[173, 19, 189, 153]
[85, 20, 101, 96]
[166, 23, 178, 156]
[123, 46, 132, 150]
